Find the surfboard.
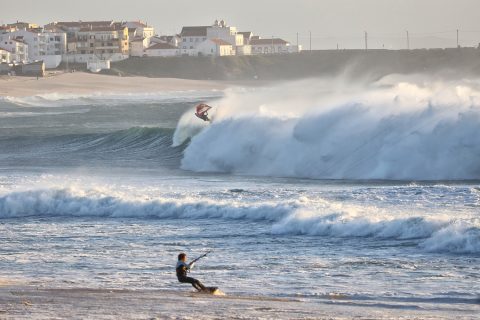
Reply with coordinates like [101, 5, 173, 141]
[197, 287, 223, 295]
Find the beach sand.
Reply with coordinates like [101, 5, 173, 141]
[0, 72, 229, 97]
[0, 284, 470, 319]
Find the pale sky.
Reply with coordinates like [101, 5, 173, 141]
[2, 0, 480, 49]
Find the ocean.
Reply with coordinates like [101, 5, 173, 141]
[1, 76, 479, 316]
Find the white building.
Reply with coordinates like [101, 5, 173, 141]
[130, 37, 149, 57]
[180, 20, 253, 56]
[0, 47, 12, 63]
[250, 38, 298, 54]
[2, 29, 66, 68]
[144, 42, 180, 57]
[151, 35, 181, 47]
[66, 26, 129, 63]
[197, 38, 234, 56]
[0, 36, 28, 62]
[207, 20, 243, 47]
[179, 26, 208, 55]
[122, 21, 155, 39]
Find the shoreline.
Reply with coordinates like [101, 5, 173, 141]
[0, 72, 232, 98]
[0, 284, 473, 319]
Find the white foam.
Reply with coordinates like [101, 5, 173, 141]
[1, 187, 477, 254]
[179, 76, 480, 180]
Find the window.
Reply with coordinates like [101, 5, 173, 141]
[81, 50, 85, 54]
[90, 43, 94, 47]
[55, 36, 61, 41]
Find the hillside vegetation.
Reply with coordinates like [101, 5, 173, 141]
[109, 48, 480, 80]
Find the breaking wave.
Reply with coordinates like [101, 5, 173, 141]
[178, 76, 480, 180]
[1, 188, 478, 254]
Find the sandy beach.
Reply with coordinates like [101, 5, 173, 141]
[0, 72, 229, 97]
[1, 284, 474, 319]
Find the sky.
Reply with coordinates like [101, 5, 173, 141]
[2, 0, 480, 49]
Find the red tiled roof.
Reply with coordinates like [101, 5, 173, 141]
[210, 38, 232, 46]
[146, 42, 178, 50]
[54, 21, 114, 27]
[79, 26, 126, 32]
[250, 38, 289, 45]
[180, 26, 208, 37]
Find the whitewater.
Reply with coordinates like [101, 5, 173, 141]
[1, 76, 479, 318]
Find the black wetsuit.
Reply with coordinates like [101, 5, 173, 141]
[176, 261, 206, 291]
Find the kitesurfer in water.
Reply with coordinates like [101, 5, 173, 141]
[176, 253, 206, 291]
[195, 103, 211, 122]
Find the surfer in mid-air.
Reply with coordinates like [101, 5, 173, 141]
[195, 103, 212, 122]
[176, 252, 218, 293]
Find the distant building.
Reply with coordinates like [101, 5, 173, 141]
[151, 35, 181, 47]
[130, 37, 149, 57]
[250, 38, 299, 54]
[122, 21, 155, 57]
[144, 42, 180, 57]
[238, 32, 253, 45]
[180, 26, 208, 55]
[2, 29, 66, 68]
[180, 20, 254, 56]
[0, 36, 28, 62]
[197, 38, 234, 56]
[0, 47, 12, 63]
[7, 21, 40, 30]
[65, 25, 129, 63]
[122, 21, 155, 39]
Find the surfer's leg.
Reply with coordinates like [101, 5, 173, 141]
[183, 276, 205, 291]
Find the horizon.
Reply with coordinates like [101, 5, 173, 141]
[2, 0, 480, 50]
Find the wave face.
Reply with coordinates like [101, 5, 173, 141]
[0, 91, 219, 168]
[0, 127, 183, 168]
[178, 76, 480, 180]
[1, 187, 478, 254]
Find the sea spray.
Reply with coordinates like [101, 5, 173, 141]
[178, 76, 480, 180]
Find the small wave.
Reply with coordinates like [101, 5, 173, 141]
[271, 209, 480, 254]
[0, 188, 478, 254]
[0, 188, 294, 221]
[2, 91, 223, 108]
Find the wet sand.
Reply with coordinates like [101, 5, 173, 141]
[0, 284, 475, 319]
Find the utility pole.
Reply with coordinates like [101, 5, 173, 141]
[296, 32, 299, 53]
[457, 29, 459, 48]
[364, 31, 368, 50]
[406, 30, 410, 50]
[271, 35, 274, 54]
[309, 30, 312, 51]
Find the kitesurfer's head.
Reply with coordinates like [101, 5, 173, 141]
[178, 253, 187, 261]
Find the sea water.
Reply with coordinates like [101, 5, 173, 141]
[0, 77, 479, 315]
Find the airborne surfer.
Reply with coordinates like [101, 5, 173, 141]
[176, 252, 218, 293]
[194, 103, 212, 122]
